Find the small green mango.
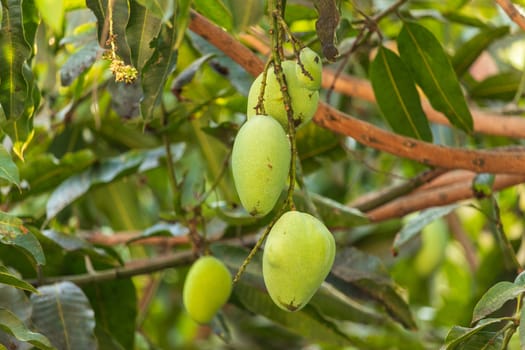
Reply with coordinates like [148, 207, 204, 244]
[263, 211, 336, 312]
[295, 47, 322, 90]
[182, 256, 232, 324]
[232, 115, 291, 216]
[247, 60, 319, 128]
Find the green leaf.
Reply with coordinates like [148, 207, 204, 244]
[60, 40, 102, 86]
[224, 0, 264, 32]
[330, 247, 417, 329]
[0, 266, 38, 293]
[45, 145, 185, 220]
[294, 192, 369, 227]
[443, 321, 505, 350]
[171, 53, 215, 94]
[0, 308, 55, 350]
[83, 279, 137, 350]
[126, 1, 162, 71]
[397, 21, 473, 133]
[370, 46, 432, 141]
[392, 204, 459, 254]
[86, 0, 131, 63]
[140, 17, 178, 120]
[127, 222, 189, 244]
[0, 145, 19, 186]
[35, 0, 64, 34]
[472, 281, 525, 324]
[174, 0, 191, 49]
[470, 71, 522, 101]
[31, 282, 96, 350]
[135, 0, 174, 23]
[0, 0, 33, 120]
[0, 211, 45, 266]
[451, 26, 509, 77]
[193, 0, 232, 31]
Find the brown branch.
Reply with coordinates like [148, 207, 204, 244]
[189, 10, 525, 175]
[365, 174, 525, 222]
[322, 70, 525, 139]
[496, 0, 525, 31]
[240, 31, 525, 139]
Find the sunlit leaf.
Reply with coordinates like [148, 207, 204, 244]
[0, 308, 54, 350]
[392, 204, 459, 254]
[472, 281, 525, 324]
[31, 282, 96, 350]
[370, 46, 432, 141]
[193, 0, 232, 30]
[397, 21, 473, 133]
[35, 0, 64, 34]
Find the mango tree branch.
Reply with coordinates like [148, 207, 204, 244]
[188, 10, 525, 175]
[496, 0, 525, 31]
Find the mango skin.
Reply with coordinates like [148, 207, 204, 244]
[246, 60, 319, 129]
[296, 47, 322, 91]
[263, 211, 336, 312]
[182, 256, 232, 324]
[232, 115, 291, 216]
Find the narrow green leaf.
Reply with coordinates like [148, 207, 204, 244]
[0, 0, 32, 120]
[193, 0, 233, 31]
[0, 146, 19, 186]
[0, 308, 54, 350]
[225, 0, 265, 32]
[443, 321, 505, 350]
[35, 0, 64, 34]
[127, 222, 189, 244]
[0, 266, 38, 293]
[86, 0, 131, 63]
[370, 46, 432, 141]
[392, 204, 459, 254]
[171, 53, 215, 94]
[397, 21, 473, 133]
[470, 71, 522, 101]
[31, 282, 96, 350]
[126, 1, 162, 71]
[0, 211, 45, 266]
[140, 19, 178, 120]
[451, 26, 509, 77]
[472, 281, 525, 324]
[174, 0, 191, 49]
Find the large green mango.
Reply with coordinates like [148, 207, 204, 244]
[231, 115, 291, 216]
[263, 211, 336, 312]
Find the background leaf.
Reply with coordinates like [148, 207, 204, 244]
[0, 145, 20, 186]
[469, 71, 522, 101]
[471, 281, 525, 324]
[0, 308, 54, 350]
[0, 212, 45, 266]
[31, 282, 97, 350]
[397, 21, 473, 133]
[370, 46, 432, 141]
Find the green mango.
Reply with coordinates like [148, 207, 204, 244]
[295, 47, 322, 91]
[247, 60, 319, 129]
[231, 115, 291, 216]
[263, 211, 336, 311]
[183, 256, 232, 324]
